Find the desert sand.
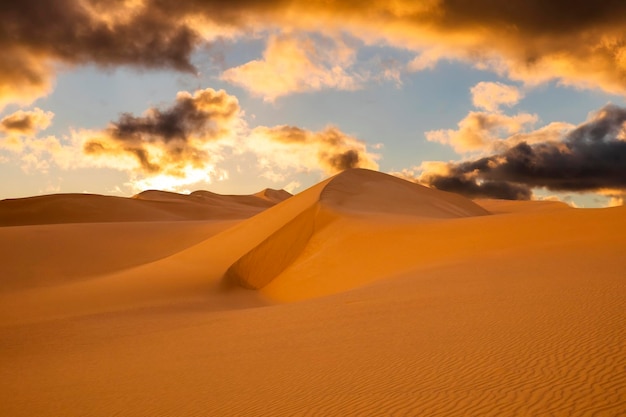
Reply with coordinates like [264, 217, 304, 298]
[1, 169, 624, 416]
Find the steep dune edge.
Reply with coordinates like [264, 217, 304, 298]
[226, 169, 490, 291]
[225, 204, 337, 289]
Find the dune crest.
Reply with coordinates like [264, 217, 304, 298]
[320, 168, 489, 217]
[226, 168, 489, 291]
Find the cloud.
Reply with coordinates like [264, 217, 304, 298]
[0, 134, 68, 174]
[598, 190, 626, 207]
[0, 50, 55, 110]
[0, 0, 215, 108]
[221, 33, 362, 101]
[0, 108, 54, 135]
[282, 180, 301, 194]
[415, 104, 626, 199]
[67, 87, 378, 190]
[425, 81, 576, 154]
[407, 48, 450, 72]
[250, 124, 379, 180]
[222, 0, 626, 95]
[79, 88, 241, 189]
[0, 108, 55, 153]
[471, 82, 524, 112]
[5, 1, 626, 107]
[426, 111, 538, 153]
[374, 1, 626, 95]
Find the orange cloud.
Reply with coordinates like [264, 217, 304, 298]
[1, 108, 54, 135]
[250, 124, 379, 180]
[0, 108, 55, 153]
[0, 49, 54, 110]
[426, 111, 538, 153]
[470, 82, 524, 112]
[73, 87, 378, 190]
[425, 82, 577, 154]
[80, 88, 241, 189]
[222, 33, 362, 101]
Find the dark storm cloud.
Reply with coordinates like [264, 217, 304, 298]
[421, 104, 626, 199]
[327, 149, 361, 171]
[109, 91, 239, 143]
[425, 174, 533, 200]
[0, 0, 198, 72]
[438, 0, 626, 33]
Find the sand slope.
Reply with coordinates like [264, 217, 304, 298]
[1, 169, 624, 416]
[0, 220, 239, 293]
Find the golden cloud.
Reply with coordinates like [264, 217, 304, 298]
[68, 87, 378, 190]
[4, 1, 626, 106]
[81, 88, 241, 183]
[470, 82, 524, 112]
[250, 124, 379, 179]
[0, 108, 55, 153]
[426, 111, 539, 153]
[221, 33, 362, 101]
[0, 108, 54, 135]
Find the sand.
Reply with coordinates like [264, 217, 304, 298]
[1, 169, 624, 416]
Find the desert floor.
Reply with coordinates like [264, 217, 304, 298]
[1, 169, 624, 416]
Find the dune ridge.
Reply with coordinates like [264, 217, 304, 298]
[319, 168, 489, 218]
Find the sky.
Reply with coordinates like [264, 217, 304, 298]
[1, 0, 626, 207]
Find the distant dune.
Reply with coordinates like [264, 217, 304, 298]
[254, 188, 293, 204]
[1, 169, 624, 417]
[0, 188, 291, 226]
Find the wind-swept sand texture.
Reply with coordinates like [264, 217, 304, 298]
[1, 169, 625, 416]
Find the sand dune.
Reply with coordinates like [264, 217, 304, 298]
[226, 169, 489, 291]
[0, 188, 291, 226]
[254, 188, 293, 203]
[1, 169, 624, 416]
